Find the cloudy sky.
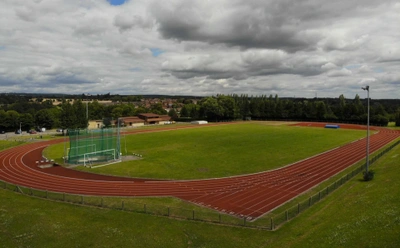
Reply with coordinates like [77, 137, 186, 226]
[1, 0, 399, 98]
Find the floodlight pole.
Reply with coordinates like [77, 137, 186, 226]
[19, 122, 22, 135]
[362, 85, 370, 174]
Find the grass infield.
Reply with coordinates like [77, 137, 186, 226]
[45, 122, 366, 180]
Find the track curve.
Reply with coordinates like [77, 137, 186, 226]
[1, 123, 399, 219]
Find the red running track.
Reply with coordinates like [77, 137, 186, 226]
[0, 123, 399, 220]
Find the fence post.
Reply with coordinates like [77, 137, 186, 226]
[29, 188, 32, 196]
[271, 217, 274, 230]
[243, 217, 246, 226]
[81, 195, 84, 204]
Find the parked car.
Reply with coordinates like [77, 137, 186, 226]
[28, 130, 37, 134]
[15, 129, 21, 134]
[56, 129, 63, 132]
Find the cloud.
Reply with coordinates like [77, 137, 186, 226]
[151, 0, 323, 52]
[327, 68, 353, 77]
[0, 0, 399, 99]
[114, 12, 153, 32]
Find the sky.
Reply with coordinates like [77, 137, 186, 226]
[0, 0, 399, 99]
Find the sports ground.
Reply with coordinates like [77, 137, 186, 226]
[0, 122, 399, 221]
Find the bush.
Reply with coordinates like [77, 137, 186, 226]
[363, 170, 375, 181]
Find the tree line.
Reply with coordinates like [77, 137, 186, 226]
[180, 94, 400, 126]
[0, 98, 167, 132]
[0, 93, 399, 132]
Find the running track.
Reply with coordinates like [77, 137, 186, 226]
[1, 123, 399, 220]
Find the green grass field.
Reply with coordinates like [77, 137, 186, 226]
[45, 122, 367, 179]
[1, 140, 399, 247]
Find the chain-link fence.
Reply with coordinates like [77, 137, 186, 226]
[67, 128, 120, 165]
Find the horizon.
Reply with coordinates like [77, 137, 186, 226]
[2, 91, 400, 101]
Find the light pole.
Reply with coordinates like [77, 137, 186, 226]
[362, 85, 370, 174]
[19, 122, 22, 135]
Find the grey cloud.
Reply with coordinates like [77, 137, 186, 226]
[151, 0, 321, 52]
[114, 13, 153, 32]
[327, 68, 352, 77]
[162, 50, 329, 81]
[151, 0, 391, 53]
[15, 6, 38, 22]
[73, 17, 109, 36]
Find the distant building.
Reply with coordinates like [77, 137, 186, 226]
[88, 113, 173, 129]
[137, 113, 172, 125]
[118, 116, 144, 127]
[88, 120, 104, 129]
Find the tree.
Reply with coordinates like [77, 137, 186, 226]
[35, 109, 56, 129]
[122, 104, 136, 117]
[315, 101, 327, 120]
[88, 101, 105, 120]
[217, 95, 236, 120]
[395, 109, 400, 127]
[5, 110, 20, 131]
[47, 108, 61, 128]
[73, 100, 88, 129]
[200, 97, 223, 121]
[180, 105, 189, 117]
[336, 94, 346, 120]
[111, 106, 124, 119]
[0, 110, 7, 131]
[168, 109, 178, 119]
[60, 100, 77, 130]
[150, 103, 167, 115]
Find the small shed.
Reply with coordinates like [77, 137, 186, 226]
[191, 120, 208, 125]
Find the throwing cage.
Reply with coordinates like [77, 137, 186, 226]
[67, 128, 121, 166]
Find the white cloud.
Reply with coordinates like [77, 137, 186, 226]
[0, 0, 399, 98]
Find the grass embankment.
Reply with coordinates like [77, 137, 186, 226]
[45, 122, 366, 180]
[1, 142, 399, 247]
[0, 140, 25, 151]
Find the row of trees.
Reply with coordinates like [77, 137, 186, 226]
[180, 94, 400, 126]
[0, 99, 169, 132]
[1, 94, 399, 132]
